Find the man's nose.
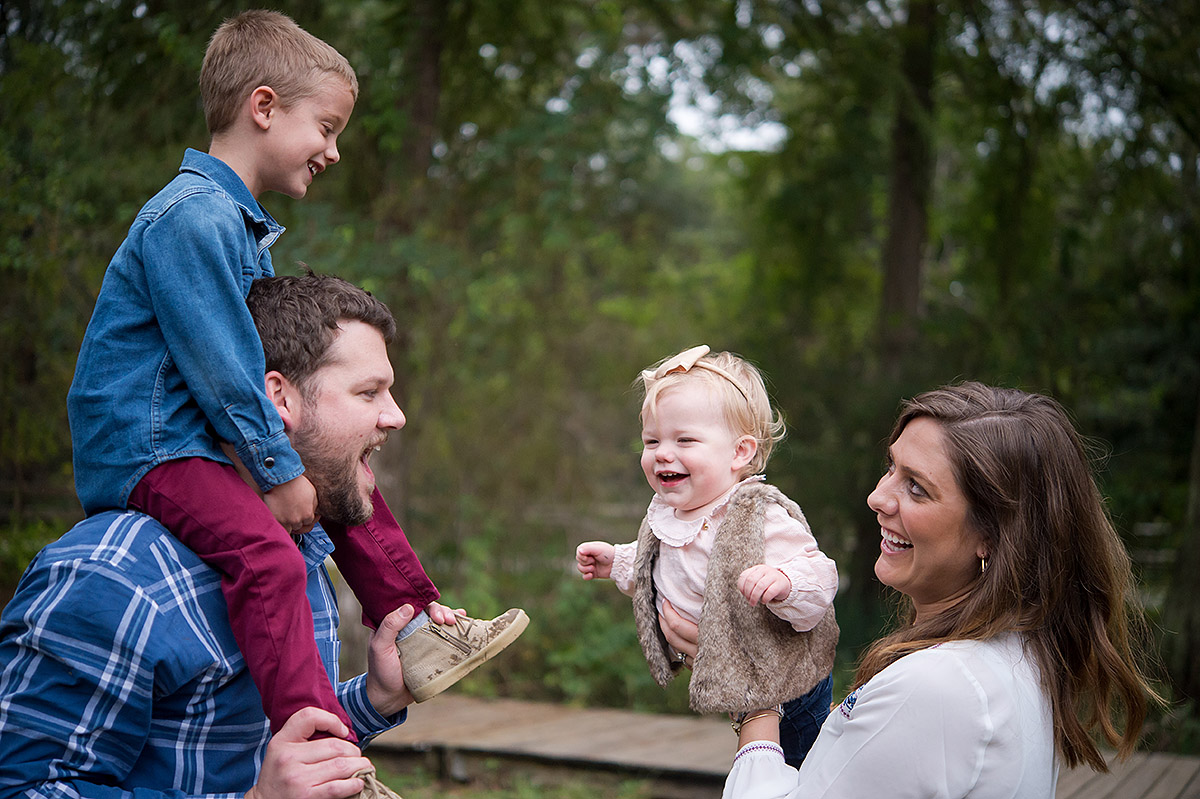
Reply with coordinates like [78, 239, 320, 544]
[379, 390, 405, 430]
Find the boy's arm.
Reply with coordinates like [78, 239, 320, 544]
[143, 193, 302, 493]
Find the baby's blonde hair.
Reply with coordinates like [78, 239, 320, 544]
[638, 346, 785, 475]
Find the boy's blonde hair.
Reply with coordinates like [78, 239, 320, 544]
[200, 10, 359, 136]
[638, 345, 785, 475]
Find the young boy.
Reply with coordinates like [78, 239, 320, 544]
[67, 10, 526, 743]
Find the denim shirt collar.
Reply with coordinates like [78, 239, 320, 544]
[179, 148, 284, 248]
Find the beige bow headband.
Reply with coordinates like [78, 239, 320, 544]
[640, 344, 751, 402]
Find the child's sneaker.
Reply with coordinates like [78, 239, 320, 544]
[352, 768, 403, 799]
[399, 608, 529, 702]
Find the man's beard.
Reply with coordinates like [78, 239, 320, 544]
[291, 420, 378, 527]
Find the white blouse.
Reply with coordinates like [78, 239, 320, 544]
[723, 634, 1058, 799]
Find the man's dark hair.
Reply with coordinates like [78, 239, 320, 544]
[247, 271, 396, 396]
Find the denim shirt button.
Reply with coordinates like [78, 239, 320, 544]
[264, 456, 276, 469]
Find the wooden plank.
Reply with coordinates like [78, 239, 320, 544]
[1180, 764, 1200, 799]
[1055, 750, 1124, 799]
[1143, 753, 1200, 799]
[376, 693, 736, 777]
[1056, 764, 1107, 799]
[1103, 752, 1177, 799]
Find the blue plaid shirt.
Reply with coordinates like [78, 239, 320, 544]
[0, 511, 405, 799]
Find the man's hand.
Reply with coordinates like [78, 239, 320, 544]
[366, 605, 416, 717]
[264, 474, 319, 535]
[737, 564, 792, 606]
[575, 541, 615, 580]
[245, 708, 371, 799]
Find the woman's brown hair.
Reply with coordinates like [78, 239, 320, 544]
[855, 381, 1159, 771]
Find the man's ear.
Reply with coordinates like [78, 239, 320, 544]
[249, 85, 279, 131]
[732, 435, 758, 471]
[265, 371, 301, 431]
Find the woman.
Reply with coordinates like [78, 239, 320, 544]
[661, 382, 1159, 799]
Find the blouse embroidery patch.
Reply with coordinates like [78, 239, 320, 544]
[838, 686, 863, 718]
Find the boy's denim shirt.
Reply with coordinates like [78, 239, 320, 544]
[68, 149, 305, 515]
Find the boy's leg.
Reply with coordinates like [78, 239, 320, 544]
[129, 458, 356, 740]
[325, 487, 528, 702]
[778, 672, 833, 768]
[323, 488, 439, 628]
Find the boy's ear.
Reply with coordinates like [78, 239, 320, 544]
[249, 85, 279, 131]
[264, 371, 301, 431]
[732, 435, 757, 471]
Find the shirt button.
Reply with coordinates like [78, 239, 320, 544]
[264, 456, 276, 468]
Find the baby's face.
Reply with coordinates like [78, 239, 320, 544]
[640, 382, 749, 521]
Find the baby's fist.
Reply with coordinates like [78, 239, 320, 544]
[575, 541, 615, 581]
[738, 564, 791, 606]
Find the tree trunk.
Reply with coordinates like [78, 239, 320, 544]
[373, 0, 450, 527]
[877, 0, 937, 371]
[851, 0, 939, 615]
[1161, 387, 1200, 703]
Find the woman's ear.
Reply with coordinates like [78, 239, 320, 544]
[264, 371, 301, 431]
[732, 435, 758, 472]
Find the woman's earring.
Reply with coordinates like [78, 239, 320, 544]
[981, 556, 989, 574]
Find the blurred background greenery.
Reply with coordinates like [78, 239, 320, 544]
[2, 0, 1198, 752]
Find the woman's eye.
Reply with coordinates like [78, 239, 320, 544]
[907, 479, 928, 498]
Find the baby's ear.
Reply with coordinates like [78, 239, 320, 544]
[733, 435, 758, 471]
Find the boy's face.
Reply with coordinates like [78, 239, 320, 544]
[259, 77, 355, 199]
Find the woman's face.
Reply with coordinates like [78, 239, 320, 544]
[867, 416, 987, 621]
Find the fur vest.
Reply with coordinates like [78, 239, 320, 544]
[632, 481, 839, 714]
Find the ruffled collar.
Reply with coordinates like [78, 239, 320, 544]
[646, 475, 766, 547]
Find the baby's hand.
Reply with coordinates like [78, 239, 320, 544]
[264, 474, 318, 535]
[738, 564, 791, 606]
[576, 541, 615, 581]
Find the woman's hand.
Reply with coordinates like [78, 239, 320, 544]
[659, 599, 699, 668]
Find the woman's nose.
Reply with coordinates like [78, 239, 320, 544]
[867, 475, 895, 515]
